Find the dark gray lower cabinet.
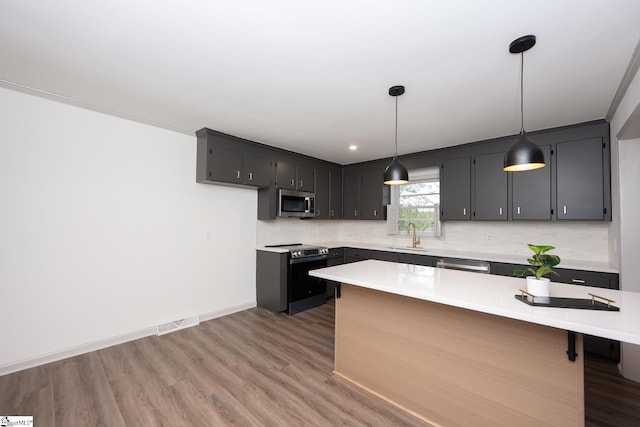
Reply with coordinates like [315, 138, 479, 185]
[491, 261, 620, 361]
[398, 253, 436, 267]
[255, 251, 288, 313]
[345, 248, 399, 263]
[326, 247, 346, 296]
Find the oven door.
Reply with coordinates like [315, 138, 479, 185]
[288, 256, 328, 314]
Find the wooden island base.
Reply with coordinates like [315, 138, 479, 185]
[335, 283, 585, 427]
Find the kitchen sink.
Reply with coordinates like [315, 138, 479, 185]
[387, 246, 429, 252]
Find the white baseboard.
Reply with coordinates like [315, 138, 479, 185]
[0, 300, 256, 377]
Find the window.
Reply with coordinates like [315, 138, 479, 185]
[387, 167, 441, 237]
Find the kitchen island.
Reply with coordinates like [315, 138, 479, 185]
[310, 260, 640, 427]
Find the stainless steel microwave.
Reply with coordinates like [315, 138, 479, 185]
[277, 189, 315, 218]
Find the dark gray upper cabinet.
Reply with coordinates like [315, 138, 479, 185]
[474, 152, 508, 220]
[342, 170, 361, 219]
[555, 137, 605, 220]
[207, 146, 244, 184]
[315, 167, 330, 219]
[329, 168, 342, 219]
[341, 168, 386, 220]
[244, 153, 274, 187]
[297, 165, 315, 192]
[511, 145, 552, 220]
[315, 166, 343, 220]
[441, 157, 471, 221]
[276, 162, 315, 192]
[198, 140, 273, 188]
[360, 170, 385, 219]
[199, 121, 610, 222]
[276, 161, 296, 189]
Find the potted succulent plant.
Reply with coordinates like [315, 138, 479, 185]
[513, 244, 561, 297]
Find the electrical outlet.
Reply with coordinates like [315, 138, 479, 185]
[486, 234, 493, 241]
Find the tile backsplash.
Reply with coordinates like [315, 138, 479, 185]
[257, 219, 610, 263]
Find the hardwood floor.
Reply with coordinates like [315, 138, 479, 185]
[1, 299, 639, 426]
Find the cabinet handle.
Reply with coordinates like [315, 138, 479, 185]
[517, 206, 521, 215]
[248, 172, 253, 181]
[373, 209, 377, 217]
[563, 205, 567, 215]
[572, 279, 586, 284]
[499, 207, 503, 216]
[236, 170, 241, 179]
[463, 208, 467, 216]
[299, 180, 303, 188]
[316, 209, 320, 216]
[290, 179, 295, 187]
[354, 210, 358, 216]
[330, 209, 334, 217]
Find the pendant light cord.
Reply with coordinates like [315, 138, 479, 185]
[520, 50, 525, 133]
[394, 95, 399, 159]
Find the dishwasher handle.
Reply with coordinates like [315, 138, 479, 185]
[436, 259, 491, 274]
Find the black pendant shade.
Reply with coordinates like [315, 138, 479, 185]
[384, 85, 409, 185]
[503, 35, 546, 172]
[503, 130, 545, 172]
[384, 157, 409, 184]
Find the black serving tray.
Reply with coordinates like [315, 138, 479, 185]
[514, 294, 620, 311]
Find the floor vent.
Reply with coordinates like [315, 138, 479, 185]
[156, 315, 200, 336]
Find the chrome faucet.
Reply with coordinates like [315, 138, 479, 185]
[407, 222, 421, 248]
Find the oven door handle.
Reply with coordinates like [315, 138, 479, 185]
[290, 255, 328, 265]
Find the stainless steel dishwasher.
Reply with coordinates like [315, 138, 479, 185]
[436, 258, 491, 274]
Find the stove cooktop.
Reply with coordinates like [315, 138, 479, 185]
[264, 243, 328, 258]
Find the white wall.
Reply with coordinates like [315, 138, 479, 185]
[610, 58, 640, 381]
[0, 87, 257, 374]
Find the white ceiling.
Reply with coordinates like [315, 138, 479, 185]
[2, 1, 640, 164]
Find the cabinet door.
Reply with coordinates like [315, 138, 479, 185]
[314, 167, 330, 219]
[474, 152, 507, 220]
[361, 170, 384, 220]
[327, 248, 345, 266]
[244, 154, 273, 188]
[209, 146, 243, 184]
[512, 145, 551, 220]
[441, 157, 471, 220]
[398, 253, 436, 267]
[556, 138, 604, 220]
[297, 165, 315, 192]
[344, 248, 398, 263]
[276, 161, 297, 189]
[329, 168, 342, 219]
[342, 170, 361, 219]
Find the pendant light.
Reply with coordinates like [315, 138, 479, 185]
[503, 35, 545, 172]
[384, 85, 409, 185]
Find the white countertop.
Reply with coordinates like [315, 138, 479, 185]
[310, 259, 640, 345]
[258, 242, 618, 273]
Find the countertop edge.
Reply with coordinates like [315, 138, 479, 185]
[310, 260, 638, 345]
[258, 242, 619, 274]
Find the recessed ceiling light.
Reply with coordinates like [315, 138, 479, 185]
[349, 145, 358, 151]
